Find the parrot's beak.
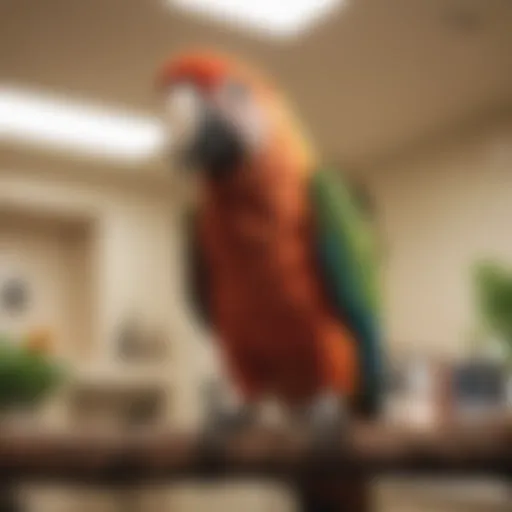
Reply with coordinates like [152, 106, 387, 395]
[181, 108, 245, 180]
[164, 84, 246, 180]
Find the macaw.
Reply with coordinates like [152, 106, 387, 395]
[157, 50, 384, 441]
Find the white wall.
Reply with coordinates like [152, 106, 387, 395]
[366, 122, 512, 357]
[0, 172, 176, 355]
[0, 213, 92, 358]
[0, 169, 221, 428]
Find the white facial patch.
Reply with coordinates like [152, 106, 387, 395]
[164, 84, 203, 152]
[214, 80, 268, 155]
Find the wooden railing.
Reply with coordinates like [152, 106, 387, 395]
[0, 416, 511, 511]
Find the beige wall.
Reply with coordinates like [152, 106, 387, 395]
[0, 212, 93, 359]
[366, 121, 512, 357]
[0, 169, 219, 427]
[0, 171, 178, 359]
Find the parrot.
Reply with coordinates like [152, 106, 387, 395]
[156, 50, 384, 445]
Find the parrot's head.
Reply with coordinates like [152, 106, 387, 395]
[157, 50, 315, 181]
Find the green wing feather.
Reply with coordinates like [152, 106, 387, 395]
[309, 167, 384, 416]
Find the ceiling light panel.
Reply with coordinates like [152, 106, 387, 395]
[0, 87, 166, 163]
[169, 0, 346, 38]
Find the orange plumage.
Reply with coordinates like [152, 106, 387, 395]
[160, 51, 359, 407]
[199, 161, 359, 406]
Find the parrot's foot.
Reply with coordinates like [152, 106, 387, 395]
[304, 392, 347, 452]
[200, 403, 255, 455]
[200, 380, 255, 452]
[205, 403, 254, 439]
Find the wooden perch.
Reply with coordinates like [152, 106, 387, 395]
[0, 416, 511, 484]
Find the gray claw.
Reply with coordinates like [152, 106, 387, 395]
[305, 392, 347, 451]
[200, 379, 254, 449]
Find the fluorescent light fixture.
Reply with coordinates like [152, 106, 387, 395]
[170, 0, 346, 38]
[0, 87, 166, 162]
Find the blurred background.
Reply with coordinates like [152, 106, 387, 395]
[0, 0, 511, 510]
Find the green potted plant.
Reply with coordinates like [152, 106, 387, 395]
[0, 331, 63, 421]
[473, 262, 512, 360]
[472, 261, 512, 404]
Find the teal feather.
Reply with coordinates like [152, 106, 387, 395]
[309, 168, 383, 416]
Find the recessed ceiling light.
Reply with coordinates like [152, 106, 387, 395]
[169, 0, 346, 38]
[0, 87, 166, 163]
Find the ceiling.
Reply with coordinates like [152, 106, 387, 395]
[1, 0, 511, 174]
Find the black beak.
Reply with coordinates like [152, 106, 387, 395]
[180, 110, 245, 180]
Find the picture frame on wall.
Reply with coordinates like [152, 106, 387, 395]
[116, 318, 169, 363]
[1, 276, 30, 316]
